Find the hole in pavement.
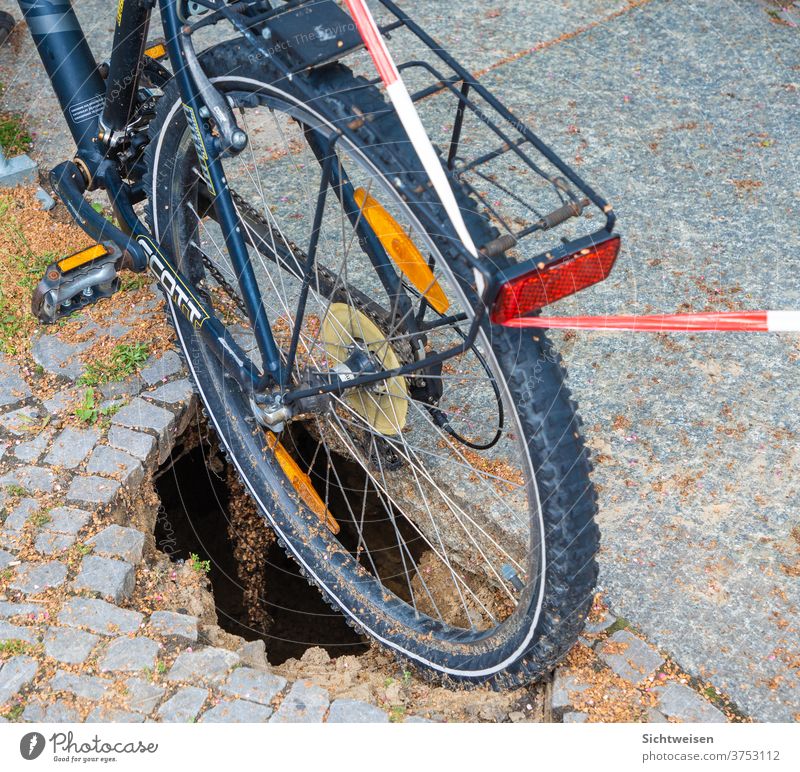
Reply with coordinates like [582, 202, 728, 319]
[153, 423, 370, 664]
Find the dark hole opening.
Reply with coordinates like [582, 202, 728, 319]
[153, 427, 370, 664]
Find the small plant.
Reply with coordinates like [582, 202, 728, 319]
[74, 388, 119, 425]
[79, 342, 149, 386]
[155, 660, 167, 675]
[0, 640, 29, 656]
[402, 669, 412, 686]
[0, 112, 32, 156]
[3, 483, 27, 497]
[4, 703, 24, 721]
[388, 705, 406, 723]
[29, 511, 51, 529]
[189, 553, 211, 574]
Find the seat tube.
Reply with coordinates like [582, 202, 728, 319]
[16, 1, 106, 158]
[99, 0, 151, 139]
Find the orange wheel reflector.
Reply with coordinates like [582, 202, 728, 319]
[57, 244, 110, 273]
[354, 187, 450, 314]
[266, 433, 340, 535]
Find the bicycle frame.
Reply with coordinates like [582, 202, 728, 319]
[17, 0, 615, 417]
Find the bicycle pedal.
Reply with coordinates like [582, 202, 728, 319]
[31, 243, 122, 324]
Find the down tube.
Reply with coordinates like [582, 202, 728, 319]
[159, 0, 285, 387]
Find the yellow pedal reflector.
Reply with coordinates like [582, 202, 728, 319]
[322, 303, 409, 437]
[144, 42, 168, 60]
[57, 244, 110, 273]
[266, 432, 340, 535]
[354, 187, 450, 314]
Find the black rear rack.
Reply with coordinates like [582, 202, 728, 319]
[363, 0, 617, 264]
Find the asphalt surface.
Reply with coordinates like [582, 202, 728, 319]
[1, 0, 799, 721]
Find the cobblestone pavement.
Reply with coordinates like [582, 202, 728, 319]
[1, 0, 798, 723]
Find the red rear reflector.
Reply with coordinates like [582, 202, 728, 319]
[491, 235, 621, 325]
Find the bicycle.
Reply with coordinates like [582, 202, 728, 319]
[17, 0, 621, 687]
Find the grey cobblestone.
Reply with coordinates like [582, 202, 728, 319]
[149, 610, 198, 642]
[146, 379, 195, 407]
[140, 350, 182, 386]
[3, 497, 39, 532]
[58, 597, 143, 635]
[221, 667, 286, 705]
[43, 626, 99, 665]
[99, 376, 144, 401]
[87, 705, 145, 722]
[99, 637, 159, 673]
[0, 465, 56, 494]
[11, 561, 68, 595]
[112, 398, 175, 461]
[552, 670, 591, 710]
[0, 406, 40, 436]
[66, 475, 121, 508]
[654, 682, 727, 723]
[0, 655, 38, 704]
[87, 525, 145, 564]
[167, 647, 240, 685]
[31, 333, 92, 380]
[43, 387, 78, 416]
[106, 426, 156, 464]
[597, 630, 665, 684]
[0, 620, 38, 644]
[327, 699, 388, 723]
[13, 431, 52, 463]
[270, 681, 329, 723]
[563, 711, 589, 723]
[23, 700, 80, 723]
[237, 639, 269, 670]
[34, 531, 76, 555]
[44, 427, 100, 469]
[124, 677, 165, 714]
[86, 446, 143, 487]
[0, 602, 38, 619]
[47, 506, 92, 534]
[0, 354, 32, 408]
[201, 699, 272, 723]
[585, 610, 617, 635]
[0, 549, 13, 569]
[158, 686, 208, 723]
[51, 669, 111, 701]
[72, 555, 135, 603]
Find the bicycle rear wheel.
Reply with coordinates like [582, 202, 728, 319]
[146, 40, 598, 686]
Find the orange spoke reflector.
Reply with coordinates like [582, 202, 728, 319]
[265, 433, 340, 534]
[503, 310, 796, 332]
[57, 243, 109, 273]
[353, 187, 450, 314]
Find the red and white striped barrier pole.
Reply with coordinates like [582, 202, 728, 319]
[344, 0, 481, 270]
[504, 310, 800, 332]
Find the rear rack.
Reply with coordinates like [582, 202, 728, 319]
[362, 0, 617, 266]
